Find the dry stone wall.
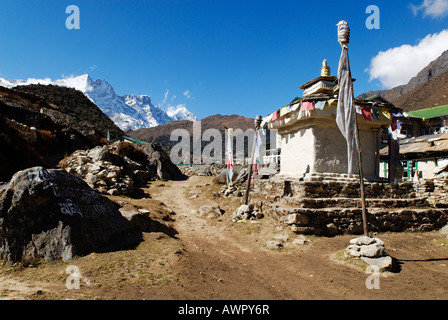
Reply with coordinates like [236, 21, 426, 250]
[252, 175, 448, 236]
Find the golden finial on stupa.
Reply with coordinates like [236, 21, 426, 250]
[321, 59, 330, 77]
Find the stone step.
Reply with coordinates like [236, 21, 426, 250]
[262, 203, 447, 217]
[279, 197, 431, 209]
[261, 202, 448, 236]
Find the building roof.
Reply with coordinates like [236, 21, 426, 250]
[380, 132, 448, 159]
[299, 76, 338, 90]
[407, 105, 448, 120]
[364, 95, 393, 105]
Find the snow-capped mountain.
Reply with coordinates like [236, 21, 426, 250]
[0, 74, 197, 131]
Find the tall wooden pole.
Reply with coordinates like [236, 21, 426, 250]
[338, 20, 369, 236]
[352, 107, 369, 236]
[244, 115, 262, 205]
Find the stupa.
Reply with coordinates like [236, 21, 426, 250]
[264, 60, 401, 181]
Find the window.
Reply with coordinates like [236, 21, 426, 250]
[401, 125, 414, 138]
[421, 127, 431, 136]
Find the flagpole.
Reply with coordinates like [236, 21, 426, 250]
[352, 98, 369, 236]
[337, 21, 369, 236]
[244, 115, 263, 205]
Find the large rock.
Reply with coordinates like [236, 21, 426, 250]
[198, 205, 223, 219]
[140, 144, 186, 181]
[0, 167, 142, 264]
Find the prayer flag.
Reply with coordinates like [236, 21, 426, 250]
[290, 103, 301, 111]
[315, 100, 326, 110]
[327, 99, 338, 107]
[280, 106, 288, 117]
[301, 101, 314, 111]
[382, 111, 391, 120]
[336, 45, 357, 175]
[361, 107, 373, 122]
[252, 129, 264, 175]
[372, 109, 380, 121]
[226, 129, 234, 187]
[391, 118, 398, 131]
[390, 110, 403, 117]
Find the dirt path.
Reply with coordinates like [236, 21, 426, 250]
[145, 176, 448, 300]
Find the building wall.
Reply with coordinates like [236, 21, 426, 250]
[279, 123, 380, 179]
[380, 158, 448, 180]
[279, 127, 316, 177]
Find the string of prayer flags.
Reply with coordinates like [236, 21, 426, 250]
[271, 110, 279, 121]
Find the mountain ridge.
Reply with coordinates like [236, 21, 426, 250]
[128, 114, 255, 150]
[0, 84, 124, 181]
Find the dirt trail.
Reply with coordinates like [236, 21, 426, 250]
[146, 176, 448, 300]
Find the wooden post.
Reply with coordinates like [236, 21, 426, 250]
[244, 115, 263, 205]
[338, 20, 369, 236]
[353, 110, 369, 236]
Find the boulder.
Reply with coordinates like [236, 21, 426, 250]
[198, 205, 223, 219]
[0, 167, 142, 264]
[232, 204, 253, 221]
[284, 213, 309, 226]
[361, 256, 393, 271]
[266, 240, 283, 249]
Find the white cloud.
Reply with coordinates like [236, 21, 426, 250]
[162, 89, 170, 104]
[411, 0, 448, 18]
[183, 90, 193, 99]
[366, 29, 448, 88]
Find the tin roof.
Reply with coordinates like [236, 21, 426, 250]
[407, 105, 448, 120]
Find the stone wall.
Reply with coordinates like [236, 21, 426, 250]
[252, 174, 448, 236]
[417, 178, 448, 208]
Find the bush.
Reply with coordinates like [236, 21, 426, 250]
[116, 142, 148, 164]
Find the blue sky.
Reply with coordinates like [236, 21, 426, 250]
[1, 0, 448, 120]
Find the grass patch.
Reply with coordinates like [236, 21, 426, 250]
[333, 249, 370, 272]
[234, 220, 263, 235]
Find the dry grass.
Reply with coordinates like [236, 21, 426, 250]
[0, 232, 184, 300]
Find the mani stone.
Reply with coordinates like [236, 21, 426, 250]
[345, 236, 386, 258]
[198, 205, 223, 219]
[0, 167, 142, 264]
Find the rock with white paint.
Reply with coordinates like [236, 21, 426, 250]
[0, 167, 142, 264]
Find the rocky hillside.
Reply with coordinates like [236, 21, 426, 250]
[359, 49, 448, 111]
[0, 85, 124, 181]
[128, 114, 255, 149]
[13, 84, 124, 139]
